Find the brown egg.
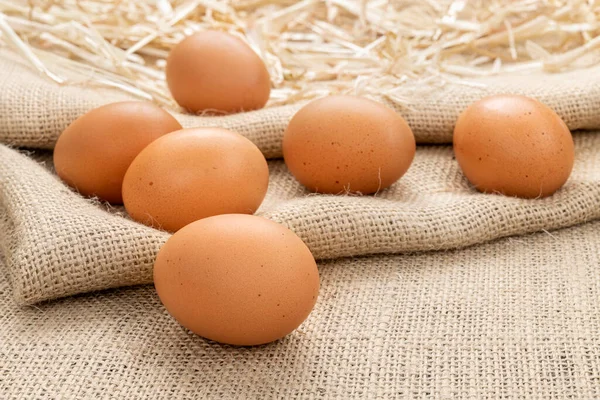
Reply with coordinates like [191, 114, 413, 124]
[122, 128, 269, 232]
[453, 95, 575, 198]
[166, 31, 271, 113]
[283, 95, 415, 194]
[53, 102, 182, 203]
[153, 214, 320, 346]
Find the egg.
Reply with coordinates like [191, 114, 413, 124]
[166, 31, 271, 113]
[453, 95, 575, 198]
[282, 95, 416, 194]
[153, 214, 320, 346]
[122, 128, 269, 232]
[53, 101, 182, 203]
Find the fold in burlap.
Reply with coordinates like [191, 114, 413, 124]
[3, 220, 600, 398]
[2, 131, 599, 305]
[1, 48, 600, 156]
[2, 49, 600, 305]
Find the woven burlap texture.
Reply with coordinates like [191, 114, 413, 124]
[3, 220, 600, 399]
[2, 130, 600, 305]
[2, 49, 600, 305]
[1, 48, 600, 156]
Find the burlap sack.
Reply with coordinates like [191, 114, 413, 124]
[3, 220, 600, 398]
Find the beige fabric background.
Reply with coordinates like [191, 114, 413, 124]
[2, 47, 600, 398]
[2, 221, 600, 399]
[3, 131, 600, 305]
[1, 48, 600, 305]
[1, 48, 600, 155]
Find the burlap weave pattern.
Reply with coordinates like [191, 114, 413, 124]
[2, 220, 600, 398]
[1, 48, 600, 155]
[2, 130, 599, 305]
[2, 25, 600, 399]
[2, 43, 600, 304]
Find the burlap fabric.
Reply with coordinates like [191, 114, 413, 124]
[3, 221, 600, 398]
[2, 30, 600, 398]
[1, 47, 600, 305]
[1, 48, 600, 155]
[3, 130, 600, 305]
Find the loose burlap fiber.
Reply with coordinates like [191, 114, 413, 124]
[3, 221, 600, 398]
[1, 47, 600, 305]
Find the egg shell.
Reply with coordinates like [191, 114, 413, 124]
[153, 214, 320, 346]
[453, 94, 575, 198]
[282, 95, 416, 194]
[53, 101, 182, 203]
[166, 31, 271, 113]
[122, 128, 269, 232]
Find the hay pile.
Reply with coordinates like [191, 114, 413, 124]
[0, 0, 599, 110]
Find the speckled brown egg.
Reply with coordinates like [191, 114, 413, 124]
[153, 214, 320, 346]
[53, 101, 182, 203]
[122, 128, 269, 232]
[453, 94, 575, 198]
[166, 31, 271, 113]
[282, 95, 416, 194]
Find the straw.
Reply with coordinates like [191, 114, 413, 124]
[0, 0, 598, 109]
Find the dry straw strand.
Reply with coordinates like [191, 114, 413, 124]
[0, 0, 598, 110]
